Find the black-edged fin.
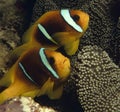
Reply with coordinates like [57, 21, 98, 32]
[38, 24, 58, 45]
[19, 62, 38, 85]
[60, 9, 83, 32]
[39, 48, 59, 79]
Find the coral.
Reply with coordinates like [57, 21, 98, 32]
[0, 96, 57, 112]
[31, 0, 58, 23]
[69, 45, 120, 111]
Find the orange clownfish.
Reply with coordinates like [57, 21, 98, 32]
[0, 47, 70, 104]
[10, 9, 89, 62]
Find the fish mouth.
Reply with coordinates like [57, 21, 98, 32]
[63, 58, 67, 64]
[62, 58, 71, 74]
[63, 58, 70, 65]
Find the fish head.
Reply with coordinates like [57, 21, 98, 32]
[44, 48, 71, 81]
[18, 47, 70, 87]
[50, 9, 89, 55]
[69, 9, 90, 34]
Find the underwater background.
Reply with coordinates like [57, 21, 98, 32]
[0, 0, 120, 112]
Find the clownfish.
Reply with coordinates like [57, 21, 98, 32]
[0, 47, 70, 104]
[10, 9, 89, 63]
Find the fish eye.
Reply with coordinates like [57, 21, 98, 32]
[72, 15, 80, 21]
[49, 57, 55, 65]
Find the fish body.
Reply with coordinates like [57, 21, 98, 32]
[23, 9, 89, 54]
[10, 9, 89, 63]
[23, 9, 89, 43]
[0, 47, 70, 104]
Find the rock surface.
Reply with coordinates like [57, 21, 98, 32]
[0, 97, 56, 112]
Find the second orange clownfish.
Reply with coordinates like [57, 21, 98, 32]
[0, 47, 70, 104]
[10, 9, 89, 63]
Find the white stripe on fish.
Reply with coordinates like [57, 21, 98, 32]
[38, 24, 58, 45]
[19, 62, 37, 85]
[39, 48, 59, 79]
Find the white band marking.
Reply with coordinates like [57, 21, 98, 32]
[39, 48, 59, 79]
[19, 62, 37, 85]
[38, 24, 58, 45]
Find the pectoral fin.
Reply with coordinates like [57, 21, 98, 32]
[0, 83, 23, 104]
[64, 39, 80, 55]
[48, 85, 63, 99]
[22, 89, 40, 98]
[52, 32, 80, 55]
